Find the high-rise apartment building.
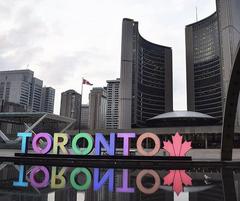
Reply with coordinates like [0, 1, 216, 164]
[81, 104, 89, 129]
[119, 18, 173, 129]
[0, 70, 45, 112]
[186, 0, 240, 125]
[41, 87, 55, 113]
[30, 78, 43, 112]
[88, 87, 107, 130]
[60, 90, 81, 129]
[106, 79, 120, 129]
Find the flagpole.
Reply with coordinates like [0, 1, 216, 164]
[78, 77, 84, 133]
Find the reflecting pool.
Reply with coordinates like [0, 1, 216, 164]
[0, 162, 239, 201]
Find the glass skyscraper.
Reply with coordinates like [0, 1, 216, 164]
[186, 12, 223, 123]
[186, 0, 240, 125]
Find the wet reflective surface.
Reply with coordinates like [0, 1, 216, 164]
[0, 162, 240, 201]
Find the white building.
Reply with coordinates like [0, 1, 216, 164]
[106, 79, 120, 129]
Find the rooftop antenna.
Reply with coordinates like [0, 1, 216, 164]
[26, 64, 29, 69]
[196, 7, 198, 22]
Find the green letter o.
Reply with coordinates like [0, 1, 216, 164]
[72, 133, 93, 155]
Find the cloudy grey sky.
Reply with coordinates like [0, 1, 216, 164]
[0, 0, 216, 114]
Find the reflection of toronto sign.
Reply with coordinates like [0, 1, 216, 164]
[17, 132, 192, 156]
[13, 166, 192, 195]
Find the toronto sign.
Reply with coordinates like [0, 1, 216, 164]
[17, 132, 192, 157]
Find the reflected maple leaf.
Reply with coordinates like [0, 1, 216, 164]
[163, 170, 192, 195]
[163, 132, 192, 156]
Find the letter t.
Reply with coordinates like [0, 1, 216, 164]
[17, 132, 32, 154]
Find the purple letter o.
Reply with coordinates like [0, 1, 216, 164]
[32, 133, 53, 154]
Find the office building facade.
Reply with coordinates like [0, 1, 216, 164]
[0, 70, 44, 112]
[41, 87, 55, 113]
[0, 70, 34, 110]
[186, 12, 223, 122]
[119, 18, 173, 129]
[60, 90, 81, 129]
[88, 87, 107, 130]
[0, 69, 55, 113]
[106, 79, 120, 129]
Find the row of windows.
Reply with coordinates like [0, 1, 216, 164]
[139, 57, 166, 67]
[136, 102, 165, 111]
[196, 101, 222, 110]
[138, 69, 165, 81]
[138, 80, 165, 90]
[139, 75, 165, 87]
[195, 82, 221, 92]
[137, 90, 165, 98]
[137, 89, 165, 99]
[194, 62, 220, 74]
[194, 75, 220, 88]
[140, 62, 165, 73]
[196, 106, 223, 114]
[139, 46, 165, 58]
[194, 69, 220, 81]
[195, 97, 222, 106]
[196, 92, 222, 102]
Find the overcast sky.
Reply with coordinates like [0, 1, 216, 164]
[0, 0, 216, 114]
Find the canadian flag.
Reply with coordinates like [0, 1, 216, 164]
[82, 78, 93, 86]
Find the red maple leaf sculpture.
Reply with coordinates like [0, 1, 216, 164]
[163, 170, 192, 195]
[163, 132, 192, 156]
